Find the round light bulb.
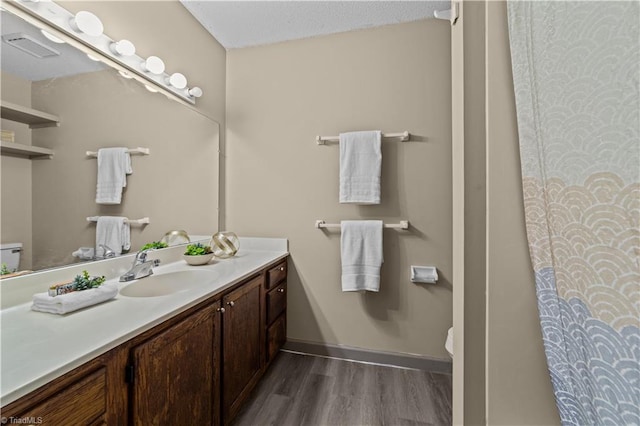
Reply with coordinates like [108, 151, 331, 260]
[144, 85, 159, 93]
[69, 11, 104, 37]
[40, 30, 65, 44]
[86, 53, 102, 62]
[166, 73, 187, 89]
[110, 39, 135, 56]
[118, 70, 134, 79]
[141, 56, 165, 75]
[188, 87, 203, 98]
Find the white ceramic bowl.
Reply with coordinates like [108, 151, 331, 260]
[183, 253, 214, 266]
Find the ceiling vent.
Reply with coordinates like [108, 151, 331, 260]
[2, 33, 60, 59]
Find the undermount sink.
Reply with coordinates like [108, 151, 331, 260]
[120, 270, 218, 298]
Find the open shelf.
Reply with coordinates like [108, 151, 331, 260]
[1, 101, 60, 129]
[0, 141, 54, 159]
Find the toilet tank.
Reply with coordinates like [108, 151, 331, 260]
[0, 243, 22, 273]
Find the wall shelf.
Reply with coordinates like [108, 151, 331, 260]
[0, 141, 54, 159]
[1, 101, 60, 129]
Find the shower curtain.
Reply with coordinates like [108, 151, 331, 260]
[507, 2, 639, 425]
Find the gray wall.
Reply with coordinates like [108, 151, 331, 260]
[226, 19, 453, 358]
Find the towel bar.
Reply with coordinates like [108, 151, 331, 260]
[316, 131, 410, 145]
[86, 147, 150, 158]
[87, 216, 150, 225]
[315, 220, 409, 230]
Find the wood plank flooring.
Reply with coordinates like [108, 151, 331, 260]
[233, 351, 452, 426]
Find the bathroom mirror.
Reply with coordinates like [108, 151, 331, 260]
[0, 8, 219, 274]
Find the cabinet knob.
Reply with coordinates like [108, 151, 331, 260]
[227, 301, 235, 307]
[217, 307, 225, 313]
[280, 267, 285, 271]
[278, 288, 285, 293]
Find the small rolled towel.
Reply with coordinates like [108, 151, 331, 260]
[31, 283, 118, 315]
[72, 247, 95, 260]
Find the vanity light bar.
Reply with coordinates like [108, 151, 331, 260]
[10, 0, 202, 104]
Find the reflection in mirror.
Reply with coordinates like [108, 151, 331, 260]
[0, 9, 219, 276]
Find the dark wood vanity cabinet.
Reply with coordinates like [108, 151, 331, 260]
[1, 257, 287, 426]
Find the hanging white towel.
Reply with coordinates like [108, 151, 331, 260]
[341, 220, 383, 292]
[339, 130, 382, 204]
[96, 216, 130, 256]
[31, 283, 118, 315]
[96, 147, 132, 204]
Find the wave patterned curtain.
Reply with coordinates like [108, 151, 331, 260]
[507, 2, 639, 425]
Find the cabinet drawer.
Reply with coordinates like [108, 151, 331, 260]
[266, 260, 287, 289]
[267, 314, 286, 362]
[266, 282, 286, 325]
[19, 367, 106, 425]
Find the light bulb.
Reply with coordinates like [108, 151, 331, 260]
[166, 73, 187, 89]
[118, 70, 134, 79]
[145, 85, 159, 93]
[69, 11, 104, 37]
[87, 53, 101, 62]
[188, 87, 203, 98]
[141, 56, 165, 75]
[40, 30, 65, 44]
[110, 39, 135, 56]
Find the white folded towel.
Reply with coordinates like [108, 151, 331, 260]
[339, 130, 382, 204]
[341, 220, 384, 292]
[31, 283, 118, 315]
[96, 216, 130, 256]
[72, 247, 95, 260]
[96, 147, 132, 204]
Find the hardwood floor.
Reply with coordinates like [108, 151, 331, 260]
[233, 351, 452, 426]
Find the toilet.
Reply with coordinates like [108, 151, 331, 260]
[0, 243, 22, 273]
[445, 327, 453, 359]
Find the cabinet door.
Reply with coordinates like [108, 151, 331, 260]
[222, 274, 264, 422]
[1, 347, 127, 426]
[13, 368, 107, 425]
[130, 303, 220, 425]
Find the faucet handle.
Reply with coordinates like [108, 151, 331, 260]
[153, 259, 161, 267]
[136, 250, 149, 262]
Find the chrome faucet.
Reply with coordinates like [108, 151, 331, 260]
[98, 244, 116, 259]
[119, 249, 160, 282]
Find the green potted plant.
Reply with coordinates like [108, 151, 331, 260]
[140, 241, 168, 251]
[183, 243, 214, 266]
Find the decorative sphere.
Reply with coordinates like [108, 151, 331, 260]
[210, 232, 239, 258]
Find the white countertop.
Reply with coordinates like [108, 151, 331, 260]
[0, 238, 288, 407]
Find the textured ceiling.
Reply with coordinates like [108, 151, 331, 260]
[180, 1, 450, 49]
